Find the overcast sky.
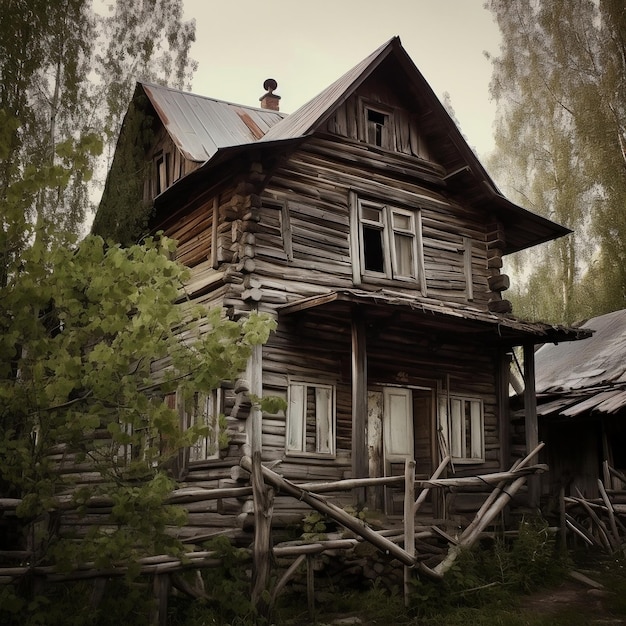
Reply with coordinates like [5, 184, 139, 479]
[183, 0, 502, 159]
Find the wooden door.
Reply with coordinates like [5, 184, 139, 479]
[383, 387, 414, 516]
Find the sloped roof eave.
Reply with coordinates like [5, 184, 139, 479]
[153, 136, 307, 209]
[278, 289, 590, 344]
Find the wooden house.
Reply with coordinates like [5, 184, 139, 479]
[94, 37, 589, 543]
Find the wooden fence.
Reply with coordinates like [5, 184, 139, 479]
[0, 444, 547, 624]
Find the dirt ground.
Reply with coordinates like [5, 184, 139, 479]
[519, 576, 626, 625]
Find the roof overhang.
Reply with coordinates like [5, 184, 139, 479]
[153, 137, 306, 214]
[279, 289, 591, 345]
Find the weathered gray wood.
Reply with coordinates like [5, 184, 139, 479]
[351, 310, 368, 506]
[239, 456, 421, 570]
[251, 451, 274, 615]
[404, 459, 416, 608]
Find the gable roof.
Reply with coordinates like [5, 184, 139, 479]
[140, 37, 570, 254]
[140, 82, 285, 162]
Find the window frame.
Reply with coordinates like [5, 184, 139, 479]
[286, 382, 336, 458]
[155, 152, 169, 195]
[353, 196, 423, 286]
[359, 99, 395, 150]
[438, 394, 485, 464]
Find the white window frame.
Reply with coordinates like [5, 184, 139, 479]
[438, 394, 484, 463]
[355, 197, 422, 284]
[185, 390, 222, 462]
[286, 382, 336, 457]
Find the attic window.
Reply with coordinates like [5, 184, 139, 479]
[360, 101, 393, 149]
[367, 109, 387, 146]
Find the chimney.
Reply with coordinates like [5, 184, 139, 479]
[259, 78, 280, 111]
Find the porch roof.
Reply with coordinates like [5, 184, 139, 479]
[278, 289, 590, 345]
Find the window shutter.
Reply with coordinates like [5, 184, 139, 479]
[287, 384, 305, 451]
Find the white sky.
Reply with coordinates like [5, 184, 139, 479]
[183, 0, 502, 159]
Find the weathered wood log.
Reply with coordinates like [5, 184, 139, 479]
[434, 474, 529, 576]
[239, 456, 433, 574]
[565, 514, 596, 547]
[404, 459, 416, 607]
[251, 451, 274, 614]
[572, 489, 613, 552]
[270, 554, 306, 608]
[413, 455, 450, 515]
[597, 479, 621, 550]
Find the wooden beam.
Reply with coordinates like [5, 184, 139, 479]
[239, 456, 424, 570]
[523, 342, 539, 507]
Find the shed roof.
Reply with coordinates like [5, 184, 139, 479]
[535, 309, 626, 392]
[534, 309, 626, 418]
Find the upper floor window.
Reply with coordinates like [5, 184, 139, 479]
[286, 382, 335, 457]
[354, 197, 422, 285]
[438, 395, 484, 463]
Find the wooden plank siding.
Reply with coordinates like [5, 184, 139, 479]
[254, 136, 491, 308]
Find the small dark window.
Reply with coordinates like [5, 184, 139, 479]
[363, 225, 385, 272]
[367, 109, 387, 146]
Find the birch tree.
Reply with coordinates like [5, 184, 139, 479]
[487, 0, 626, 323]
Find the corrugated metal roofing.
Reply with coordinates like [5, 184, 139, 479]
[535, 309, 626, 393]
[535, 309, 626, 418]
[141, 82, 285, 162]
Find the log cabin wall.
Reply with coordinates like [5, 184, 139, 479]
[206, 81, 509, 524]
[139, 76, 516, 531]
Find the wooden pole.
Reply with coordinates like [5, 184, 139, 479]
[251, 450, 274, 616]
[434, 475, 529, 576]
[523, 342, 540, 508]
[404, 459, 416, 608]
[306, 555, 315, 619]
[239, 456, 421, 570]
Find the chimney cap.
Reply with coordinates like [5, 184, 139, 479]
[260, 79, 280, 111]
[263, 78, 278, 93]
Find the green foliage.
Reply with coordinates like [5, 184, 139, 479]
[0, 578, 157, 626]
[0, 0, 196, 250]
[409, 517, 565, 618]
[0, 223, 276, 574]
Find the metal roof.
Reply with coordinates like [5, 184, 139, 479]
[535, 309, 626, 393]
[141, 82, 285, 162]
[534, 309, 626, 418]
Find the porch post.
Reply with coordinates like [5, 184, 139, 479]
[498, 350, 512, 470]
[351, 308, 368, 507]
[523, 342, 540, 508]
